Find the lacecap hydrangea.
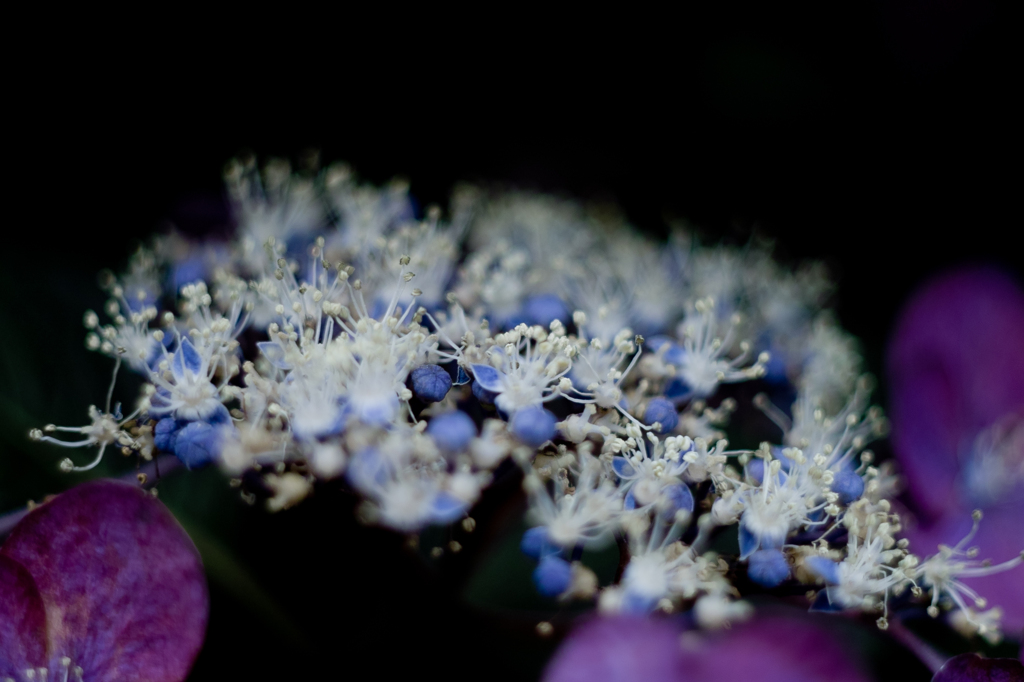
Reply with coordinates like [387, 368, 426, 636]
[31, 156, 1023, 651]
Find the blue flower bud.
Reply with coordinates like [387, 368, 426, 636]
[522, 294, 569, 327]
[830, 469, 865, 505]
[409, 364, 452, 403]
[643, 397, 679, 432]
[426, 411, 477, 454]
[533, 555, 572, 597]
[747, 549, 790, 587]
[521, 526, 559, 559]
[173, 421, 224, 469]
[510, 406, 558, 447]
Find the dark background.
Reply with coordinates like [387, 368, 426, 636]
[1, 3, 1018, 680]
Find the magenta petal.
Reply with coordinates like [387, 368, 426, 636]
[887, 267, 1024, 521]
[932, 652, 1024, 682]
[0, 480, 208, 682]
[542, 616, 687, 682]
[0, 554, 48, 675]
[680, 614, 871, 682]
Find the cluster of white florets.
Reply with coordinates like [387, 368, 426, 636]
[32, 156, 1022, 637]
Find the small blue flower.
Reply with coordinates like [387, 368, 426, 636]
[510, 406, 558, 447]
[830, 469, 865, 505]
[642, 397, 679, 432]
[533, 555, 573, 597]
[747, 549, 790, 587]
[521, 526, 560, 559]
[409, 364, 453, 403]
[426, 411, 477, 454]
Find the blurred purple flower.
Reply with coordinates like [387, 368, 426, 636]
[888, 267, 1024, 632]
[542, 613, 870, 682]
[0, 480, 208, 681]
[931, 652, 1024, 682]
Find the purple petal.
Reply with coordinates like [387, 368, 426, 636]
[542, 616, 687, 682]
[0, 554, 48, 675]
[887, 267, 1024, 522]
[679, 613, 872, 682]
[0, 480, 208, 682]
[932, 652, 1024, 682]
[544, 613, 872, 682]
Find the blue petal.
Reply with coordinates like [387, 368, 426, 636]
[805, 556, 841, 585]
[661, 484, 694, 516]
[509, 406, 557, 447]
[426, 411, 477, 453]
[454, 365, 470, 386]
[521, 526, 559, 559]
[256, 341, 292, 370]
[471, 380, 498, 404]
[428, 492, 468, 525]
[624, 489, 636, 510]
[470, 364, 505, 393]
[172, 421, 223, 469]
[533, 555, 573, 597]
[738, 522, 760, 560]
[171, 344, 186, 381]
[179, 337, 203, 376]
[747, 549, 790, 587]
[612, 456, 636, 478]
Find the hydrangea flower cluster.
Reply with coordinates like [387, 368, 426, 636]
[30, 156, 1023, 649]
